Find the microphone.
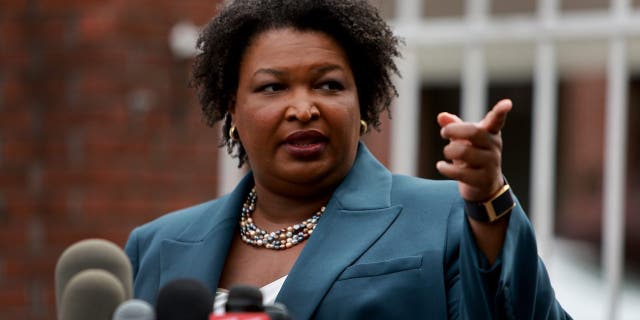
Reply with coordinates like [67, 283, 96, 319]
[56, 239, 133, 313]
[112, 299, 155, 320]
[210, 285, 290, 320]
[55, 238, 133, 319]
[225, 285, 264, 313]
[59, 269, 126, 320]
[156, 278, 214, 320]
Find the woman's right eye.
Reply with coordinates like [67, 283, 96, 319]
[256, 83, 286, 93]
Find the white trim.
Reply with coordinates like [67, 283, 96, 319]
[461, 46, 487, 121]
[392, 11, 640, 47]
[603, 35, 629, 320]
[531, 41, 558, 261]
[460, 0, 489, 121]
[603, 1, 631, 317]
[530, 0, 559, 264]
[390, 0, 423, 175]
[396, 0, 423, 22]
[391, 47, 420, 176]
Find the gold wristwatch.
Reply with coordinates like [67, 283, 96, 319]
[464, 182, 516, 223]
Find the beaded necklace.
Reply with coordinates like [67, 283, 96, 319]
[239, 188, 325, 250]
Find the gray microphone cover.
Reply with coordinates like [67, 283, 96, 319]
[112, 299, 155, 320]
[55, 238, 133, 317]
[60, 269, 126, 320]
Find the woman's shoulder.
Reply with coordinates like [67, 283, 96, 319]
[390, 174, 461, 202]
[388, 174, 465, 231]
[130, 195, 230, 241]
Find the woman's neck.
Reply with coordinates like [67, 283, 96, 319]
[249, 182, 333, 231]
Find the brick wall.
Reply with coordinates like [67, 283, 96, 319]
[0, 1, 223, 318]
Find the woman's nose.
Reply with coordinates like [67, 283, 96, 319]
[284, 93, 320, 122]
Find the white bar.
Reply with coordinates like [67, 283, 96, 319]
[396, 0, 423, 22]
[391, 47, 420, 176]
[461, 46, 487, 121]
[391, 11, 640, 48]
[389, 0, 424, 176]
[531, 41, 557, 262]
[539, 0, 559, 22]
[465, 0, 489, 23]
[611, 0, 632, 16]
[460, 0, 489, 121]
[603, 1, 630, 318]
[531, 0, 559, 263]
[603, 35, 629, 320]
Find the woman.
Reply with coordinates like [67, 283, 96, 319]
[125, 0, 570, 318]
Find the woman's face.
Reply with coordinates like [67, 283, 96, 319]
[231, 28, 361, 193]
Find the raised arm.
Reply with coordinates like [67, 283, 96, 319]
[436, 99, 512, 263]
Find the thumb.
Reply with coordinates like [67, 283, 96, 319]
[480, 99, 512, 134]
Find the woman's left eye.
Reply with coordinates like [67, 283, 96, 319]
[317, 81, 344, 91]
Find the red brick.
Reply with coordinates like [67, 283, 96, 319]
[0, 283, 28, 308]
[0, 109, 33, 135]
[0, 0, 29, 13]
[76, 6, 121, 43]
[163, 1, 220, 25]
[0, 1, 226, 317]
[39, 0, 105, 12]
[37, 16, 77, 48]
[44, 225, 99, 250]
[0, 75, 29, 110]
[0, 17, 28, 54]
[1, 191, 37, 223]
[0, 225, 29, 253]
[2, 257, 31, 280]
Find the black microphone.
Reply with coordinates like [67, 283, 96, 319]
[55, 238, 133, 319]
[225, 284, 264, 313]
[59, 269, 127, 320]
[156, 278, 214, 320]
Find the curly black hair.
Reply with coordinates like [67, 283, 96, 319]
[191, 0, 401, 167]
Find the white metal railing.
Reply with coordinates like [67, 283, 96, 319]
[390, 0, 423, 176]
[531, 0, 559, 267]
[390, 0, 633, 319]
[603, 2, 631, 319]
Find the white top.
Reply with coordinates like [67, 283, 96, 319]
[213, 275, 288, 315]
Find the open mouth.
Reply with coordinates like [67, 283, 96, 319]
[283, 130, 328, 157]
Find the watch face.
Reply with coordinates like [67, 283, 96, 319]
[465, 185, 515, 223]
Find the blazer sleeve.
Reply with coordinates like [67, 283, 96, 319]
[445, 200, 572, 319]
[124, 227, 141, 282]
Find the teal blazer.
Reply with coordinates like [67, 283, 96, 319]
[125, 143, 570, 319]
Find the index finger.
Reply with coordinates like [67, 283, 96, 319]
[480, 99, 512, 134]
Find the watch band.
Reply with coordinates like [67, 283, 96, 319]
[464, 183, 516, 223]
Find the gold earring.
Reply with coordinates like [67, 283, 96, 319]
[360, 120, 368, 135]
[229, 125, 239, 141]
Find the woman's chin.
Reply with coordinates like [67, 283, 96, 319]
[275, 161, 337, 185]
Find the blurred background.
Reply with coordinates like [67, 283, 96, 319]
[0, 0, 638, 319]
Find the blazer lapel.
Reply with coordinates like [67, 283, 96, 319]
[276, 143, 402, 319]
[159, 174, 254, 295]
